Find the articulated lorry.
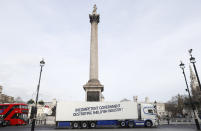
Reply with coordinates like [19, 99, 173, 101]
[56, 101, 158, 129]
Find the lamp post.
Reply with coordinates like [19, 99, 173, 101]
[179, 61, 200, 130]
[31, 59, 45, 131]
[189, 49, 201, 91]
[154, 101, 159, 124]
[154, 101, 157, 114]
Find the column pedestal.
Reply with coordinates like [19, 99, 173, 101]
[83, 79, 104, 101]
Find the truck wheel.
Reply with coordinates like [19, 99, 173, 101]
[145, 120, 152, 128]
[2, 121, 8, 127]
[73, 122, 79, 128]
[2, 122, 6, 127]
[81, 122, 88, 128]
[90, 122, 96, 128]
[120, 121, 126, 127]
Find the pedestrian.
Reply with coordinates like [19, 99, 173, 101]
[166, 115, 170, 125]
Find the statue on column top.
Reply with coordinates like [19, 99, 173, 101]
[92, 4, 97, 14]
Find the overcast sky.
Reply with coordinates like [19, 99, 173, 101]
[0, 0, 201, 103]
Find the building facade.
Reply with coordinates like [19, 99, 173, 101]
[28, 99, 57, 119]
[0, 85, 14, 104]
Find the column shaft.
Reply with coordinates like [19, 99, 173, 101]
[90, 22, 98, 80]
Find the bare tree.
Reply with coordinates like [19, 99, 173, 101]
[165, 94, 188, 117]
[27, 99, 35, 104]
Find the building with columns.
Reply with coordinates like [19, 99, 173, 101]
[0, 85, 14, 104]
[83, 5, 104, 102]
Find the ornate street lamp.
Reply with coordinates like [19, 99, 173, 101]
[154, 101, 157, 114]
[154, 101, 159, 124]
[189, 49, 201, 90]
[31, 59, 45, 131]
[179, 61, 200, 130]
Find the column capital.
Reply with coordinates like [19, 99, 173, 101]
[89, 14, 100, 23]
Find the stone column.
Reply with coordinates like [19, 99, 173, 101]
[83, 5, 104, 102]
[89, 13, 99, 80]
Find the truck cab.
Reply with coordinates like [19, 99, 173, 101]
[137, 103, 158, 127]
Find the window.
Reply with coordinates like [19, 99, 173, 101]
[21, 114, 28, 120]
[13, 105, 19, 109]
[0, 115, 4, 119]
[148, 109, 153, 114]
[11, 113, 19, 119]
[21, 105, 28, 109]
[0, 105, 9, 109]
[11, 113, 28, 120]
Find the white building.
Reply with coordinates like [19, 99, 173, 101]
[28, 99, 57, 120]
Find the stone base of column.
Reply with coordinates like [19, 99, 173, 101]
[83, 79, 104, 102]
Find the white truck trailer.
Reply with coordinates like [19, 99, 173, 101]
[56, 101, 158, 129]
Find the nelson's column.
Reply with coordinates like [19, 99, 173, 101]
[83, 5, 104, 102]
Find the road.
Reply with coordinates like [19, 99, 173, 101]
[0, 125, 198, 131]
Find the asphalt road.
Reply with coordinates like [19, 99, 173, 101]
[0, 125, 198, 131]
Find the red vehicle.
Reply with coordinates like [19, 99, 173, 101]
[0, 103, 28, 126]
